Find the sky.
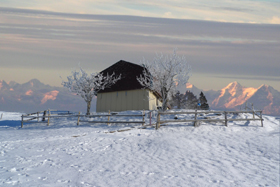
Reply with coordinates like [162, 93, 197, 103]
[0, 1, 280, 91]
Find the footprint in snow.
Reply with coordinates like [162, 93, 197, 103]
[38, 177, 47, 180]
[57, 179, 70, 183]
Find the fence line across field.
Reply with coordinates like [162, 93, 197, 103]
[156, 110, 263, 129]
[21, 110, 146, 128]
[21, 109, 264, 130]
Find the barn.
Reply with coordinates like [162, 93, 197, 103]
[96, 60, 162, 112]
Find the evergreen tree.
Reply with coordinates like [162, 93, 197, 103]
[199, 91, 209, 110]
[185, 91, 198, 109]
[170, 91, 187, 109]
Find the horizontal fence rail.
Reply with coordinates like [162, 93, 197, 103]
[156, 110, 263, 129]
[21, 110, 73, 128]
[21, 109, 264, 130]
[21, 110, 146, 128]
[77, 110, 145, 126]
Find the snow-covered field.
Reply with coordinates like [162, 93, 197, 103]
[0, 110, 279, 187]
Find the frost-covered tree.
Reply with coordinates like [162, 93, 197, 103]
[137, 49, 191, 111]
[62, 66, 121, 115]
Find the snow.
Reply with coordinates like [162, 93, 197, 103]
[0, 110, 279, 186]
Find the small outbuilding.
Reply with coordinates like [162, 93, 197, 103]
[96, 60, 162, 112]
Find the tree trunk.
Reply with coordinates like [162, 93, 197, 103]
[161, 87, 168, 111]
[86, 100, 91, 115]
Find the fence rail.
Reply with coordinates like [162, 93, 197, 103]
[21, 109, 264, 130]
[76, 110, 145, 126]
[156, 110, 263, 129]
[21, 110, 146, 128]
[21, 109, 73, 128]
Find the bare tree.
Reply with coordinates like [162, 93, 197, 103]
[137, 49, 191, 111]
[62, 66, 121, 115]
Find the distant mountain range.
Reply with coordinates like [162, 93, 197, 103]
[0, 79, 95, 113]
[186, 82, 280, 116]
[0, 79, 279, 115]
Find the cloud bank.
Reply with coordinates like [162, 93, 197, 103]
[0, 7, 279, 91]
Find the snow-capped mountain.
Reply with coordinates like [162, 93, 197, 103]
[1, 79, 279, 115]
[0, 79, 95, 113]
[186, 81, 280, 115]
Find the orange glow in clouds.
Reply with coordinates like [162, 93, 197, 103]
[41, 90, 59, 104]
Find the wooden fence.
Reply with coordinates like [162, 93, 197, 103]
[77, 110, 146, 126]
[21, 109, 72, 128]
[156, 110, 263, 130]
[21, 110, 146, 128]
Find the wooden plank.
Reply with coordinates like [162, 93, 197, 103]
[108, 110, 110, 125]
[225, 111, 228, 127]
[142, 110, 145, 126]
[21, 115, 23, 128]
[158, 111, 222, 115]
[47, 109, 50, 126]
[77, 112, 80, 126]
[20, 114, 144, 119]
[156, 113, 160, 130]
[22, 121, 48, 123]
[117, 129, 131, 132]
[227, 118, 262, 121]
[42, 110, 46, 121]
[79, 120, 145, 124]
[158, 110, 262, 115]
[260, 111, 263, 127]
[159, 118, 262, 124]
[194, 110, 197, 127]
[24, 116, 37, 122]
[23, 115, 81, 118]
[160, 119, 226, 123]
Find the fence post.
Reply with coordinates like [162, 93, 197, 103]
[107, 110, 110, 125]
[37, 112, 39, 122]
[21, 115, 23, 128]
[42, 110, 46, 121]
[47, 109, 50, 126]
[224, 111, 228, 127]
[142, 110, 145, 126]
[149, 111, 152, 126]
[77, 112, 80, 125]
[260, 111, 263, 127]
[194, 110, 197, 127]
[156, 112, 160, 130]
[0, 113, 3, 120]
[252, 104, 255, 119]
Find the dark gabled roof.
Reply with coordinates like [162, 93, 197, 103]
[98, 60, 145, 93]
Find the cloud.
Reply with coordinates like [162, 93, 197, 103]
[0, 7, 279, 91]
[269, 16, 280, 24]
[211, 75, 280, 82]
[1, 0, 280, 24]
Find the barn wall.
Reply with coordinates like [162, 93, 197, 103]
[96, 89, 160, 112]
